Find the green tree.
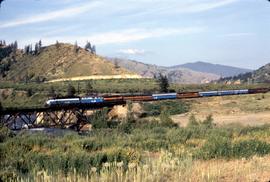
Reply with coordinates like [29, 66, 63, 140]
[56, 41, 60, 49]
[38, 40, 42, 49]
[67, 84, 76, 97]
[26, 88, 33, 97]
[74, 41, 79, 53]
[114, 60, 120, 69]
[91, 45, 96, 54]
[34, 43, 39, 55]
[0, 0, 4, 7]
[85, 41, 92, 51]
[48, 86, 56, 97]
[157, 73, 169, 93]
[85, 82, 93, 95]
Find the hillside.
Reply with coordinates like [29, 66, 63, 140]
[252, 63, 270, 83]
[0, 43, 137, 82]
[219, 63, 270, 84]
[109, 58, 220, 84]
[178, 61, 251, 77]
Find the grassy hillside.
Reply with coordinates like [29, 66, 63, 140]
[109, 58, 220, 84]
[218, 63, 270, 84]
[252, 63, 270, 83]
[0, 43, 135, 82]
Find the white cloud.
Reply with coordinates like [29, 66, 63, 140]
[179, 0, 239, 13]
[0, 2, 101, 29]
[118, 49, 146, 55]
[87, 27, 206, 45]
[107, 0, 239, 18]
[222, 32, 255, 37]
[33, 26, 205, 46]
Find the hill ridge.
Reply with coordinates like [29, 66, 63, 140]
[0, 43, 138, 82]
[177, 61, 252, 77]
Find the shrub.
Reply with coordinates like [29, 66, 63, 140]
[159, 109, 177, 127]
[187, 114, 199, 127]
[201, 115, 214, 129]
[118, 122, 133, 134]
[143, 100, 190, 117]
[90, 109, 109, 129]
[198, 135, 231, 159]
[26, 88, 33, 97]
[67, 84, 76, 97]
[232, 139, 270, 158]
[0, 125, 14, 143]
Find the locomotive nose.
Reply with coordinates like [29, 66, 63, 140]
[45, 100, 51, 106]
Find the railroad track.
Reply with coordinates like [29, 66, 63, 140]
[1, 88, 269, 131]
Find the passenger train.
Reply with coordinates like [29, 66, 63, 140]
[45, 88, 269, 107]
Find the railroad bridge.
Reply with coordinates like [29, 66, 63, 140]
[1, 88, 269, 131]
[0, 101, 126, 131]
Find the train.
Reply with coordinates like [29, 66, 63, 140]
[45, 88, 269, 107]
[46, 97, 104, 107]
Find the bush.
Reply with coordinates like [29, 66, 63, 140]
[198, 135, 231, 159]
[198, 136, 270, 159]
[118, 122, 133, 134]
[26, 88, 33, 97]
[90, 109, 109, 129]
[67, 84, 76, 97]
[201, 115, 214, 129]
[159, 109, 177, 127]
[187, 114, 199, 127]
[143, 100, 190, 117]
[0, 125, 14, 143]
[187, 114, 215, 129]
[232, 139, 270, 158]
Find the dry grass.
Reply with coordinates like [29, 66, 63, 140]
[18, 152, 270, 182]
[5, 43, 135, 81]
[172, 93, 270, 127]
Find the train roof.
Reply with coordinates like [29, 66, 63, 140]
[152, 93, 177, 96]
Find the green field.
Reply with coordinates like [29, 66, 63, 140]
[1, 115, 270, 181]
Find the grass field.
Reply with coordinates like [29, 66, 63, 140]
[1, 80, 270, 181]
[1, 90, 270, 181]
[1, 119, 270, 181]
[172, 92, 270, 127]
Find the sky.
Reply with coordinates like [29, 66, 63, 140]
[0, 0, 270, 69]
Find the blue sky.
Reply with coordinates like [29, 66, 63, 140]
[0, 0, 269, 69]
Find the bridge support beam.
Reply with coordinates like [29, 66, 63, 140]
[1, 108, 91, 131]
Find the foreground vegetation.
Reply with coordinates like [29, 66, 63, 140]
[1, 113, 270, 181]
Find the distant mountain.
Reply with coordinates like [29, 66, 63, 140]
[219, 63, 270, 84]
[0, 43, 137, 82]
[177, 61, 252, 77]
[109, 58, 220, 84]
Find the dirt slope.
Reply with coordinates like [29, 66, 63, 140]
[2, 43, 137, 81]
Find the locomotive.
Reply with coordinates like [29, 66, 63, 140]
[46, 97, 104, 107]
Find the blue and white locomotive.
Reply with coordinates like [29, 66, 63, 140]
[46, 97, 104, 107]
